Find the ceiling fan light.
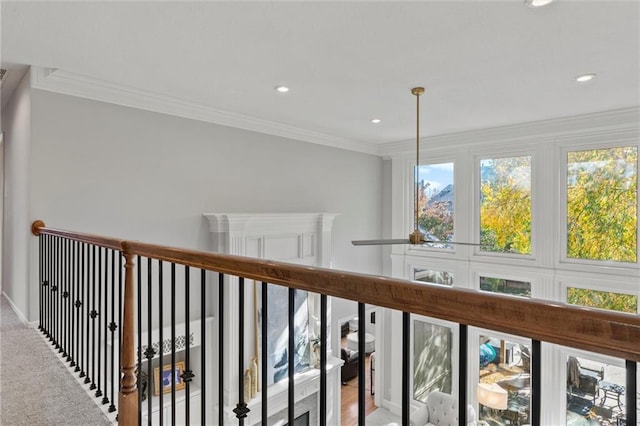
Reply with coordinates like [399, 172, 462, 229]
[370, 118, 382, 124]
[274, 85, 290, 93]
[524, 0, 553, 8]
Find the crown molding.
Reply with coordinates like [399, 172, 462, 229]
[378, 107, 640, 159]
[30, 67, 378, 155]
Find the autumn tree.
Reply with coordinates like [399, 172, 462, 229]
[480, 157, 531, 254]
[566, 146, 637, 262]
[417, 179, 454, 242]
[567, 288, 637, 314]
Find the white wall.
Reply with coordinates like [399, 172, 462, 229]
[25, 89, 383, 321]
[1, 68, 32, 321]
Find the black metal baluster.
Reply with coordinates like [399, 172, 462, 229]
[626, 360, 637, 425]
[530, 339, 541, 426]
[218, 273, 225, 426]
[58, 237, 62, 350]
[108, 249, 117, 413]
[201, 269, 206, 425]
[69, 240, 76, 367]
[51, 236, 57, 344]
[261, 282, 268, 424]
[50, 235, 56, 342]
[48, 234, 53, 339]
[43, 234, 49, 337]
[49, 235, 54, 342]
[81, 243, 88, 381]
[62, 238, 69, 358]
[136, 255, 142, 425]
[402, 311, 410, 426]
[288, 287, 295, 426]
[102, 249, 110, 405]
[158, 261, 164, 426]
[74, 241, 81, 372]
[38, 234, 43, 331]
[234, 277, 248, 424]
[46, 234, 51, 340]
[96, 247, 103, 398]
[183, 266, 193, 425]
[69, 241, 78, 367]
[458, 324, 468, 425]
[320, 294, 327, 426]
[84, 243, 92, 384]
[358, 303, 365, 426]
[90, 245, 97, 391]
[171, 262, 177, 425]
[54, 236, 60, 348]
[146, 257, 154, 426]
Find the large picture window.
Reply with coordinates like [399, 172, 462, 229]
[480, 156, 532, 255]
[566, 146, 638, 263]
[417, 163, 454, 248]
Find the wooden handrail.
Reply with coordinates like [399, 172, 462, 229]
[31, 221, 124, 251]
[123, 239, 640, 362]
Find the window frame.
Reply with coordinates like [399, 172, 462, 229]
[558, 139, 640, 271]
[472, 148, 537, 263]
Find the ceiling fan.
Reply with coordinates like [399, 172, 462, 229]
[352, 87, 479, 247]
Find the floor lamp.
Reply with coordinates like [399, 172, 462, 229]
[477, 382, 508, 421]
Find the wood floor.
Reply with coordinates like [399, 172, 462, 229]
[340, 351, 377, 425]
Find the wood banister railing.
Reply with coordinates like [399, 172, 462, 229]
[124, 239, 640, 362]
[31, 221, 640, 425]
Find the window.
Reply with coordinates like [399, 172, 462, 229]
[478, 336, 530, 425]
[417, 163, 454, 247]
[567, 287, 637, 314]
[414, 320, 452, 402]
[480, 156, 531, 254]
[480, 276, 531, 298]
[566, 146, 638, 263]
[414, 268, 453, 286]
[566, 356, 625, 423]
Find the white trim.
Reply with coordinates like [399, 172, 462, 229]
[380, 107, 640, 158]
[2, 291, 29, 325]
[30, 67, 378, 155]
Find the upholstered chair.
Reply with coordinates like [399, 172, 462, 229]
[409, 390, 477, 426]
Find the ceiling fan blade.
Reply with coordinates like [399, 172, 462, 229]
[352, 238, 482, 246]
[351, 238, 412, 246]
[423, 240, 482, 246]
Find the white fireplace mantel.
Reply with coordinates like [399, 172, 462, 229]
[204, 212, 338, 267]
[203, 212, 342, 425]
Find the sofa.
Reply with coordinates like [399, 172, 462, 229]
[409, 391, 477, 426]
[340, 347, 358, 383]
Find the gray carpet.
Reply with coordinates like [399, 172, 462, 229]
[0, 296, 112, 425]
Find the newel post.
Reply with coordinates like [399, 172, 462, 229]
[118, 246, 138, 425]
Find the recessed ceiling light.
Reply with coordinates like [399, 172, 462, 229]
[524, 0, 554, 7]
[274, 85, 290, 93]
[575, 73, 597, 83]
[371, 118, 382, 124]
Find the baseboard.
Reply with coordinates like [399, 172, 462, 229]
[2, 291, 30, 325]
[381, 398, 402, 416]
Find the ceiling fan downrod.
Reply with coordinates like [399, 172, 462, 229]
[410, 87, 425, 244]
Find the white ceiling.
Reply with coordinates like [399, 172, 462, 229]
[2, 1, 639, 153]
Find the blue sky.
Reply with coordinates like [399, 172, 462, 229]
[417, 162, 453, 193]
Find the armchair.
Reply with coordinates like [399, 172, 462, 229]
[410, 391, 477, 426]
[340, 348, 358, 383]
